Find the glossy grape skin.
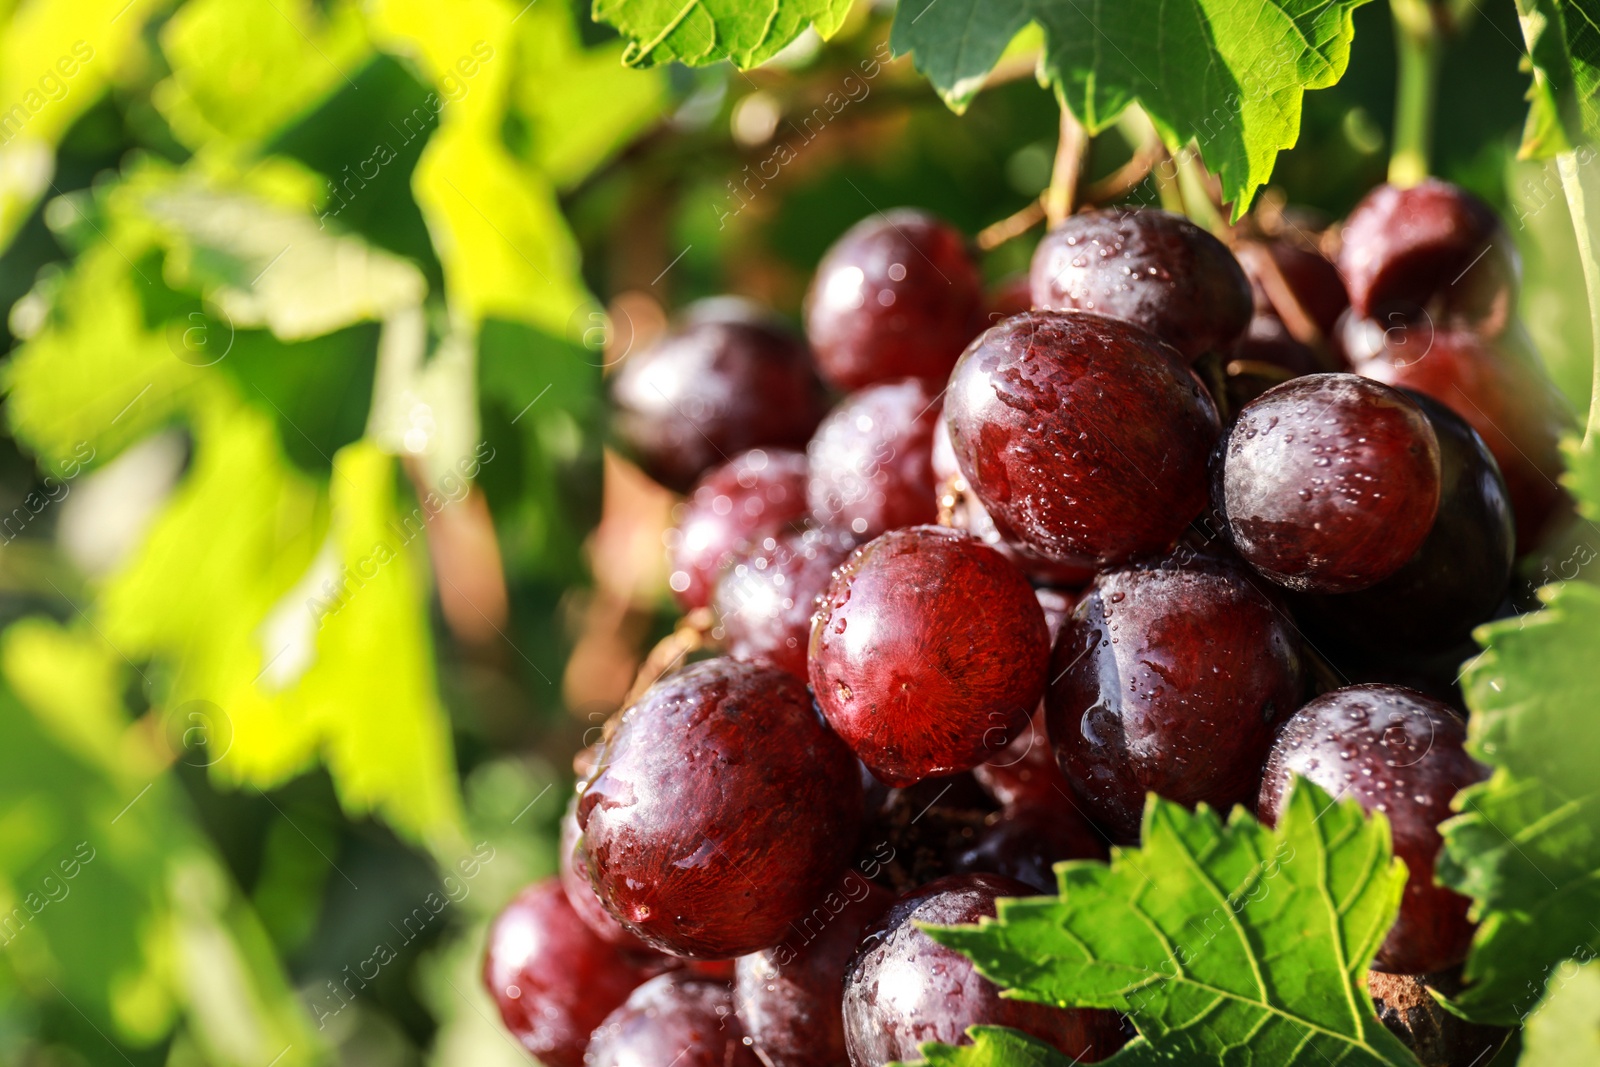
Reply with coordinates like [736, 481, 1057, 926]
[1047, 554, 1304, 844]
[810, 526, 1050, 787]
[949, 802, 1107, 892]
[1030, 208, 1253, 362]
[1338, 180, 1518, 333]
[1344, 320, 1571, 553]
[808, 378, 941, 540]
[611, 300, 827, 492]
[805, 210, 985, 390]
[578, 659, 864, 958]
[668, 449, 809, 610]
[484, 880, 656, 1067]
[1235, 314, 1322, 377]
[560, 797, 663, 957]
[932, 413, 1098, 586]
[1298, 393, 1514, 655]
[842, 874, 1126, 1065]
[712, 525, 856, 680]
[1258, 685, 1488, 975]
[1220, 374, 1442, 593]
[585, 973, 756, 1067]
[734, 873, 893, 1067]
[945, 311, 1220, 569]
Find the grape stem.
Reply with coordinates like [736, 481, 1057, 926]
[1389, 0, 1441, 187]
[1045, 103, 1088, 226]
[1558, 150, 1600, 445]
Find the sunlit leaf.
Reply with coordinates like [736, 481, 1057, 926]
[593, 0, 854, 69]
[0, 0, 165, 249]
[154, 0, 371, 149]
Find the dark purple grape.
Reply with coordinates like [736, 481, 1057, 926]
[805, 210, 984, 390]
[712, 525, 855, 681]
[1219, 374, 1442, 593]
[810, 526, 1049, 786]
[734, 872, 893, 1067]
[559, 797, 663, 957]
[948, 801, 1107, 892]
[842, 874, 1126, 1064]
[1047, 553, 1303, 844]
[668, 449, 809, 610]
[610, 299, 826, 491]
[1338, 179, 1518, 334]
[585, 973, 756, 1067]
[1298, 392, 1513, 654]
[578, 659, 864, 958]
[807, 377, 940, 540]
[484, 880, 655, 1067]
[1259, 685, 1488, 975]
[944, 311, 1220, 569]
[1030, 208, 1252, 362]
[1344, 320, 1571, 553]
[1234, 314, 1323, 377]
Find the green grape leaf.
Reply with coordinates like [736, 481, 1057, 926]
[894, 1026, 1083, 1067]
[890, 0, 1373, 217]
[0, 0, 165, 250]
[154, 0, 371, 149]
[128, 180, 427, 341]
[367, 0, 592, 330]
[98, 396, 466, 849]
[917, 780, 1417, 1067]
[511, 1, 669, 189]
[1513, 0, 1600, 158]
[1438, 442, 1600, 1026]
[593, 0, 854, 69]
[1519, 959, 1600, 1065]
[0, 627, 324, 1065]
[3, 240, 203, 468]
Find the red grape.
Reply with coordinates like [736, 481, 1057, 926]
[559, 796, 662, 956]
[610, 299, 826, 491]
[712, 525, 855, 680]
[973, 706, 1072, 810]
[807, 377, 941, 540]
[944, 311, 1219, 569]
[1047, 553, 1304, 843]
[1338, 179, 1518, 334]
[932, 412, 1097, 586]
[1297, 392, 1514, 655]
[1030, 208, 1252, 362]
[1344, 320, 1571, 553]
[810, 526, 1049, 786]
[578, 659, 864, 958]
[484, 880, 655, 1067]
[734, 871, 893, 1067]
[805, 209, 984, 390]
[1259, 685, 1488, 974]
[585, 972, 756, 1067]
[667, 448, 809, 610]
[841, 874, 1126, 1063]
[1219, 374, 1441, 593]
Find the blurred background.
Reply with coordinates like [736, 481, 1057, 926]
[0, 1, 1589, 1065]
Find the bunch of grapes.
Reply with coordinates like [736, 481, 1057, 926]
[485, 184, 1569, 1066]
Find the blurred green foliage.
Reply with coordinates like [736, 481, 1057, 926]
[0, 0, 1585, 1064]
